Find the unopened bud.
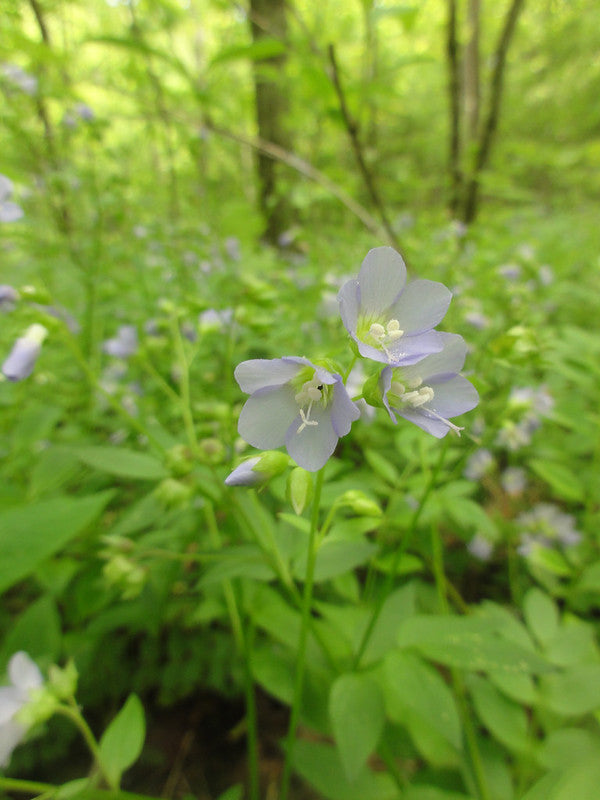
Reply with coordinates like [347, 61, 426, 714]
[287, 467, 313, 515]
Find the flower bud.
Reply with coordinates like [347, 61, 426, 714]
[165, 444, 195, 476]
[338, 490, 382, 517]
[287, 467, 313, 515]
[154, 478, 194, 508]
[1, 323, 48, 381]
[361, 372, 384, 409]
[225, 450, 289, 487]
[47, 660, 78, 701]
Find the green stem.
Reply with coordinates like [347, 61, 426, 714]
[429, 524, 491, 800]
[241, 619, 260, 800]
[204, 502, 258, 800]
[280, 468, 325, 800]
[60, 331, 167, 455]
[353, 440, 449, 668]
[0, 777, 55, 795]
[169, 316, 199, 454]
[55, 702, 118, 791]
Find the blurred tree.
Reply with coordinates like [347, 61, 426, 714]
[249, 0, 294, 244]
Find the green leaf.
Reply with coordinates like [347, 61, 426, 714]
[522, 754, 600, 800]
[0, 595, 61, 672]
[537, 728, 600, 771]
[198, 544, 276, 587]
[380, 650, 462, 766]
[467, 674, 530, 753]
[0, 492, 113, 593]
[210, 39, 286, 67]
[99, 694, 145, 787]
[539, 664, 600, 715]
[293, 538, 378, 582]
[292, 739, 399, 800]
[364, 449, 400, 485]
[528, 458, 584, 502]
[396, 614, 551, 674]
[329, 673, 385, 781]
[523, 587, 559, 646]
[76, 446, 168, 480]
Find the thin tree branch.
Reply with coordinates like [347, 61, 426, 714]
[446, 0, 463, 215]
[204, 119, 390, 242]
[327, 43, 401, 251]
[462, 0, 526, 223]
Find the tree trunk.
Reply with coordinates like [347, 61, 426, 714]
[446, 0, 462, 216]
[462, 0, 526, 223]
[464, 0, 481, 143]
[249, 0, 293, 244]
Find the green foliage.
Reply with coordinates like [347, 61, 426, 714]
[0, 0, 599, 798]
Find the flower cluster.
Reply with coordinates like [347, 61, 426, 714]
[516, 503, 581, 557]
[228, 247, 478, 478]
[0, 652, 43, 767]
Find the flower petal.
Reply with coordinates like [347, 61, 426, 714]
[1, 339, 41, 381]
[379, 366, 397, 423]
[234, 357, 308, 394]
[399, 333, 468, 382]
[357, 247, 407, 315]
[0, 202, 24, 223]
[0, 719, 26, 768]
[224, 458, 262, 487]
[386, 330, 444, 366]
[9, 652, 43, 692]
[237, 385, 299, 449]
[329, 378, 360, 437]
[397, 408, 452, 438]
[427, 375, 479, 418]
[0, 687, 23, 725]
[337, 279, 360, 335]
[389, 279, 452, 335]
[284, 403, 338, 472]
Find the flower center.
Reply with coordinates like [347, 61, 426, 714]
[294, 375, 325, 433]
[369, 318, 404, 350]
[389, 376, 464, 435]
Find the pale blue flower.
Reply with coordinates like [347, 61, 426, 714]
[500, 467, 527, 496]
[0, 175, 24, 223]
[235, 357, 360, 471]
[517, 503, 581, 556]
[338, 247, 451, 366]
[103, 325, 138, 358]
[1, 63, 38, 95]
[464, 448, 495, 481]
[379, 333, 479, 438]
[2, 324, 47, 382]
[468, 534, 494, 562]
[0, 285, 19, 312]
[0, 652, 43, 767]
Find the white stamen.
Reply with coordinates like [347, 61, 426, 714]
[297, 403, 318, 434]
[368, 319, 405, 359]
[406, 376, 423, 390]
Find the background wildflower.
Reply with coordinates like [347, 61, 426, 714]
[1, 324, 48, 382]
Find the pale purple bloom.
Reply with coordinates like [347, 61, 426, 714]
[0, 285, 19, 312]
[224, 236, 241, 262]
[496, 420, 534, 451]
[338, 247, 451, 366]
[0, 652, 43, 767]
[235, 357, 360, 471]
[497, 263, 521, 281]
[1, 63, 38, 95]
[103, 325, 138, 358]
[500, 467, 527, 497]
[2, 324, 47, 381]
[464, 310, 490, 330]
[379, 333, 479, 438]
[516, 503, 581, 555]
[464, 448, 494, 481]
[199, 308, 234, 330]
[468, 534, 494, 562]
[0, 175, 24, 223]
[538, 265, 554, 286]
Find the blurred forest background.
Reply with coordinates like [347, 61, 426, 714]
[2, 1, 600, 799]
